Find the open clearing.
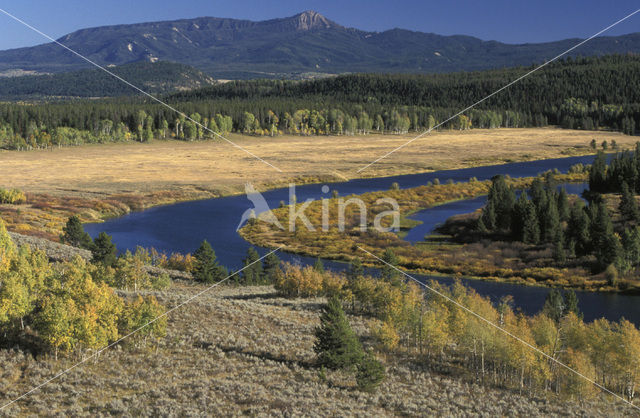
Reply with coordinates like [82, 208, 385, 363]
[0, 128, 633, 199]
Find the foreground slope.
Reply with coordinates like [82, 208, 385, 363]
[0, 284, 627, 416]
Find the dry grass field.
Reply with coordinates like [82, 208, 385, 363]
[0, 128, 634, 240]
[0, 284, 629, 417]
[0, 128, 633, 199]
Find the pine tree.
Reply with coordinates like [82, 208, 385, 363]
[91, 232, 117, 267]
[486, 175, 516, 230]
[242, 247, 263, 285]
[589, 151, 608, 193]
[557, 188, 570, 222]
[262, 252, 282, 284]
[567, 200, 591, 257]
[542, 197, 560, 243]
[60, 216, 93, 249]
[381, 249, 400, 282]
[347, 258, 364, 280]
[543, 171, 558, 192]
[192, 240, 227, 283]
[356, 351, 385, 392]
[623, 227, 640, 267]
[522, 201, 540, 244]
[480, 201, 497, 231]
[476, 213, 488, 233]
[542, 289, 564, 323]
[552, 228, 566, 263]
[563, 290, 582, 319]
[313, 257, 325, 273]
[314, 297, 364, 370]
[619, 182, 640, 222]
[600, 232, 624, 273]
[530, 178, 547, 213]
[511, 192, 528, 240]
[590, 203, 622, 271]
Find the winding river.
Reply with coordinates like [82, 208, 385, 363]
[86, 155, 640, 324]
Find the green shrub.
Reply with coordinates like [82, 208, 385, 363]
[151, 272, 172, 290]
[356, 352, 385, 392]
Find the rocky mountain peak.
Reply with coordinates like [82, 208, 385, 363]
[292, 10, 335, 30]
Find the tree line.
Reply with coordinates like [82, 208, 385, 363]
[2, 54, 639, 150]
[479, 164, 640, 279]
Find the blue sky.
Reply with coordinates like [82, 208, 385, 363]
[0, 0, 638, 50]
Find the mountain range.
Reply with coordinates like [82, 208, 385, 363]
[0, 10, 639, 79]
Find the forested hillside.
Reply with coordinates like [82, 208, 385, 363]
[0, 55, 639, 150]
[0, 61, 215, 99]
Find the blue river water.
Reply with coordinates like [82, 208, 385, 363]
[85, 155, 640, 324]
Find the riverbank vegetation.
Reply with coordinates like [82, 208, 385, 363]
[444, 144, 640, 289]
[240, 169, 625, 291]
[1, 55, 639, 151]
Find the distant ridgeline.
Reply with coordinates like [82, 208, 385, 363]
[0, 55, 639, 150]
[0, 61, 215, 99]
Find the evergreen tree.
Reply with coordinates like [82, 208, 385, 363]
[480, 201, 496, 231]
[544, 171, 558, 192]
[542, 289, 564, 323]
[619, 181, 640, 222]
[567, 200, 591, 256]
[314, 297, 364, 370]
[522, 201, 540, 244]
[589, 151, 608, 193]
[91, 232, 117, 267]
[557, 188, 570, 222]
[192, 240, 227, 283]
[356, 351, 385, 392]
[242, 247, 263, 285]
[563, 290, 582, 319]
[590, 203, 622, 271]
[601, 232, 624, 273]
[381, 249, 400, 282]
[347, 258, 364, 280]
[511, 192, 528, 240]
[476, 215, 488, 233]
[313, 257, 325, 273]
[622, 227, 640, 268]
[530, 178, 547, 213]
[60, 216, 93, 249]
[542, 197, 560, 243]
[486, 175, 516, 230]
[262, 252, 282, 284]
[552, 228, 566, 263]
